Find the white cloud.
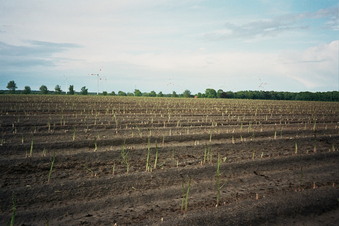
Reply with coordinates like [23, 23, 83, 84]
[277, 40, 339, 89]
[202, 6, 339, 42]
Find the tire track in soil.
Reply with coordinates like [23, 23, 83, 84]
[1, 152, 338, 225]
[1, 135, 338, 189]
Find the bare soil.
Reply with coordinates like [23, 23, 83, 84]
[0, 95, 338, 225]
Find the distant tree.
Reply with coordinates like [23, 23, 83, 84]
[80, 86, 88, 95]
[127, 92, 134, 96]
[148, 91, 156, 97]
[102, 91, 108, 96]
[225, 91, 234, 98]
[118, 91, 127, 96]
[217, 89, 227, 98]
[205, 88, 217, 98]
[23, 86, 31, 94]
[55, 85, 62, 94]
[39, 85, 48, 94]
[157, 91, 164, 97]
[183, 90, 191, 98]
[134, 89, 142, 96]
[197, 92, 204, 98]
[171, 91, 178, 97]
[7, 80, 17, 94]
[110, 91, 116, 96]
[68, 85, 75, 95]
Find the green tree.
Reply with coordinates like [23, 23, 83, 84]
[183, 90, 191, 98]
[197, 92, 204, 98]
[205, 88, 217, 98]
[157, 91, 164, 97]
[80, 86, 88, 95]
[68, 85, 75, 95]
[149, 91, 156, 97]
[55, 85, 62, 94]
[39, 85, 48, 94]
[110, 91, 116, 96]
[171, 91, 178, 97]
[7, 80, 17, 94]
[23, 86, 31, 94]
[118, 91, 127, 96]
[217, 89, 225, 98]
[102, 91, 108, 96]
[134, 89, 142, 96]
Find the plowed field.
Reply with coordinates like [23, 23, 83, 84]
[1, 95, 338, 225]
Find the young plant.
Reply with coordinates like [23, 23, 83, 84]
[10, 193, 16, 226]
[146, 138, 151, 172]
[153, 142, 159, 170]
[72, 127, 76, 141]
[29, 140, 34, 157]
[203, 145, 213, 164]
[215, 154, 224, 207]
[84, 165, 96, 177]
[203, 146, 208, 164]
[121, 144, 130, 173]
[112, 162, 116, 175]
[47, 152, 56, 183]
[181, 177, 191, 213]
[93, 139, 98, 152]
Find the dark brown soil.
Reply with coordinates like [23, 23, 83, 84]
[0, 95, 338, 225]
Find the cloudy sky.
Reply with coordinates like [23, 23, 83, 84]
[1, 0, 338, 94]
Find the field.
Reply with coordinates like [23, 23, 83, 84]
[0, 95, 338, 225]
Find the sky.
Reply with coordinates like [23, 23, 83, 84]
[0, 0, 338, 94]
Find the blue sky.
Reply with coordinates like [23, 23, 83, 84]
[0, 0, 338, 93]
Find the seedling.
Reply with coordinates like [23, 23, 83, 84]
[146, 138, 151, 172]
[181, 177, 191, 213]
[153, 142, 158, 170]
[29, 140, 34, 157]
[47, 152, 55, 183]
[93, 139, 98, 152]
[72, 127, 76, 141]
[203, 145, 213, 164]
[215, 154, 224, 207]
[121, 144, 130, 173]
[10, 193, 16, 226]
[42, 148, 47, 157]
[84, 165, 96, 177]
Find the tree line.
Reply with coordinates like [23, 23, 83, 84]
[2, 80, 339, 101]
